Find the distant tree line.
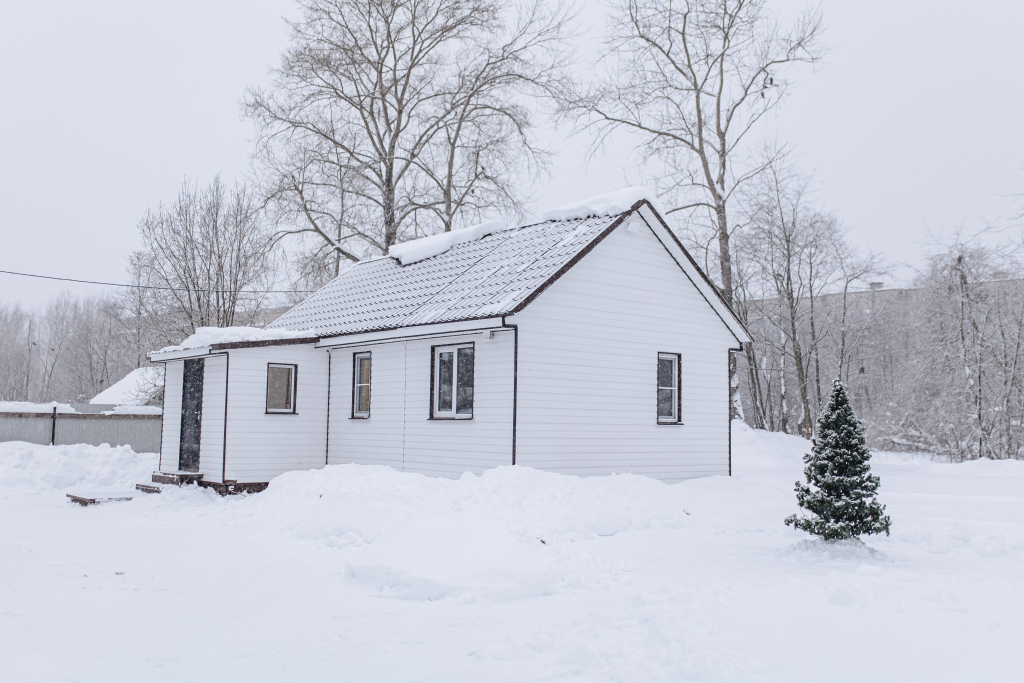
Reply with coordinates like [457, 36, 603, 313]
[728, 157, 1024, 460]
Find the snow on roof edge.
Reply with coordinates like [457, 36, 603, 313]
[540, 186, 668, 222]
[387, 220, 512, 265]
[156, 327, 317, 354]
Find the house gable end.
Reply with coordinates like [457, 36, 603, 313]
[510, 201, 749, 345]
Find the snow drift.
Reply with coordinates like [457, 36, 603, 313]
[0, 442, 157, 500]
[3, 422, 1023, 681]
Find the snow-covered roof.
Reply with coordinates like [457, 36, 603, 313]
[269, 212, 626, 337]
[387, 220, 512, 265]
[90, 367, 164, 405]
[267, 188, 747, 341]
[158, 327, 317, 353]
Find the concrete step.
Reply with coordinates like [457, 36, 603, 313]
[151, 472, 204, 486]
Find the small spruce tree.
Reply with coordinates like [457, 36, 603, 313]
[785, 379, 892, 540]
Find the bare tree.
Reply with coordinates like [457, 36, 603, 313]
[247, 0, 572, 273]
[561, 0, 823, 304]
[560, 0, 823, 421]
[737, 159, 849, 437]
[131, 176, 277, 338]
[0, 294, 143, 403]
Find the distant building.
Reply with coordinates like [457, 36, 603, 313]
[90, 367, 164, 407]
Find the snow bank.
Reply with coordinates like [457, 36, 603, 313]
[0, 442, 158, 500]
[90, 367, 163, 405]
[540, 186, 669, 222]
[248, 463, 691, 599]
[158, 326, 317, 353]
[0, 401, 76, 414]
[387, 220, 511, 265]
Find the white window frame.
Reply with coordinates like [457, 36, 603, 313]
[352, 352, 371, 418]
[266, 363, 298, 414]
[657, 353, 681, 424]
[432, 343, 474, 419]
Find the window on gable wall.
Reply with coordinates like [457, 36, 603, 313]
[433, 344, 474, 418]
[267, 363, 297, 413]
[658, 353, 680, 423]
[353, 352, 371, 418]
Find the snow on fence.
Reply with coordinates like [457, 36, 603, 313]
[0, 408, 161, 454]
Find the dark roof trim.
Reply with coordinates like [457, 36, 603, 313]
[315, 317, 505, 343]
[508, 207, 635, 315]
[210, 337, 320, 351]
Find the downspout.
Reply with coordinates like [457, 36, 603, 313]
[221, 352, 230, 485]
[501, 316, 519, 465]
[325, 349, 332, 466]
[157, 363, 166, 472]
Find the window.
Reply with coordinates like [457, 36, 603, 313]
[657, 353, 680, 423]
[352, 352, 371, 418]
[432, 344, 474, 418]
[266, 363, 297, 413]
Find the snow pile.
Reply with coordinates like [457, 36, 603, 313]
[0, 442, 157, 500]
[4, 425, 1024, 680]
[387, 220, 511, 265]
[157, 326, 317, 353]
[90, 367, 163, 405]
[540, 186, 669, 222]
[785, 537, 891, 563]
[247, 463, 690, 599]
[0, 401, 76, 414]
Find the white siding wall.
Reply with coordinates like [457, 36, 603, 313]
[327, 333, 514, 477]
[328, 343, 404, 469]
[223, 345, 329, 483]
[198, 354, 227, 482]
[159, 361, 183, 472]
[514, 214, 740, 482]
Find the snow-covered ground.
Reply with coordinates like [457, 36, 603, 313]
[1, 424, 1021, 682]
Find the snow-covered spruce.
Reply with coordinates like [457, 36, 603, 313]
[785, 379, 892, 540]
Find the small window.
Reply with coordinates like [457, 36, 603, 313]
[433, 344, 474, 418]
[353, 352, 371, 418]
[267, 363, 297, 413]
[658, 353, 680, 423]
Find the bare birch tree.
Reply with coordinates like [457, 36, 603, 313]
[247, 0, 572, 274]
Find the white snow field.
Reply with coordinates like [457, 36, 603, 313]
[1, 425, 1021, 682]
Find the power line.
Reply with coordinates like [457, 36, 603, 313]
[0, 269, 315, 294]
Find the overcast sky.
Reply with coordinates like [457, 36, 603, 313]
[2, 0, 1022, 307]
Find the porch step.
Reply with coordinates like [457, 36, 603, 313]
[67, 492, 134, 506]
[135, 483, 164, 494]
[151, 471, 204, 486]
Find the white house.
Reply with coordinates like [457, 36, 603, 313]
[146, 189, 750, 493]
